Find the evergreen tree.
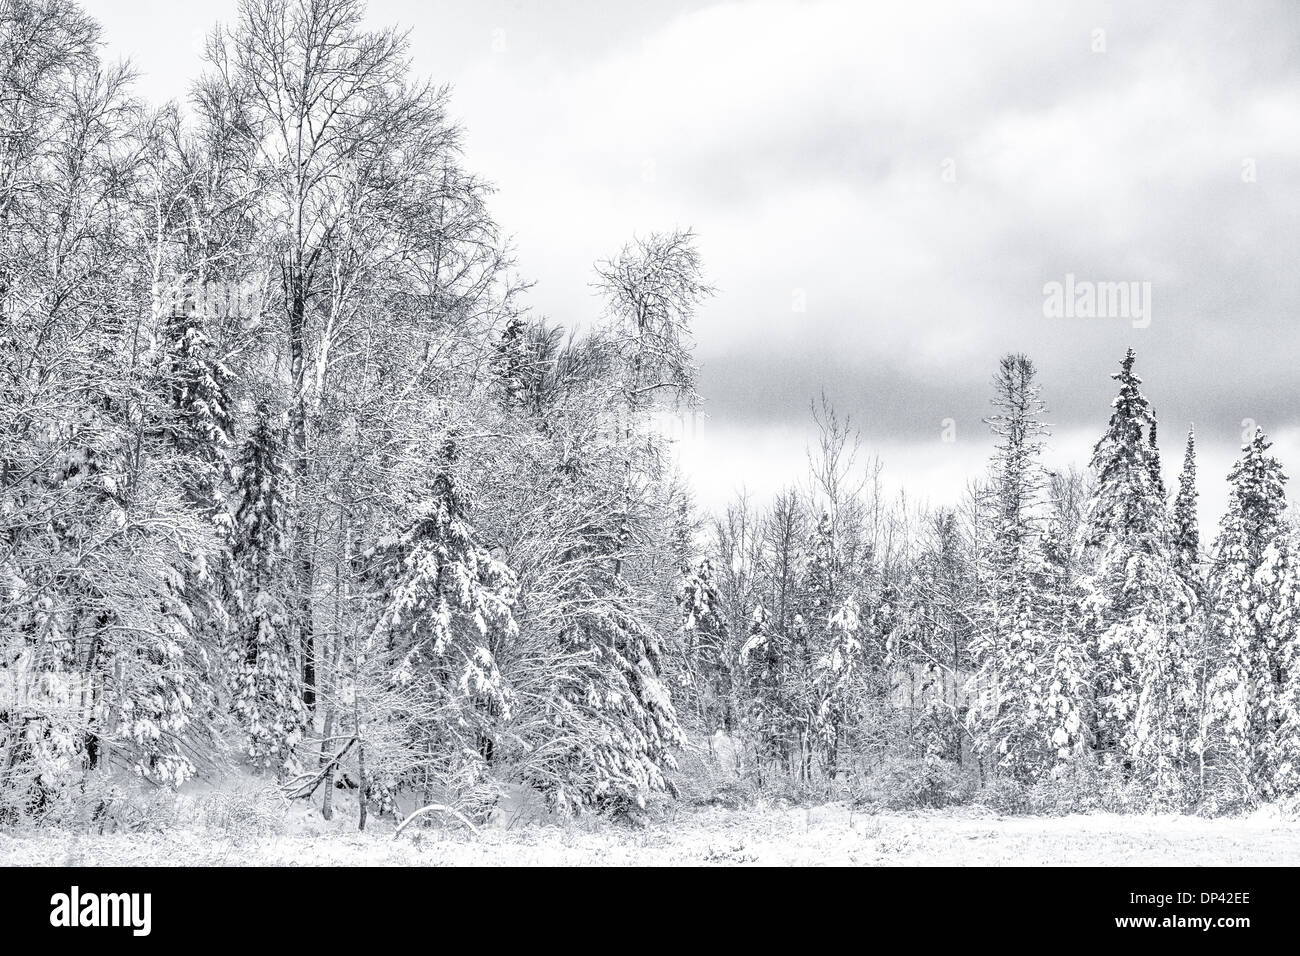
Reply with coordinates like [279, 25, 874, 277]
[1172, 426, 1200, 574]
[1147, 413, 1167, 502]
[230, 410, 303, 771]
[678, 557, 735, 732]
[1206, 427, 1289, 798]
[370, 443, 519, 800]
[739, 605, 790, 768]
[556, 576, 686, 809]
[968, 354, 1080, 778]
[813, 595, 861, 773]
[1081, 349, 1196, 797]
[161, 297, 237, 519]
[801, 511, 836, 767]
[1083, 351, 1166, 550]
[1266, 536, 1300, 799]
[1251, 537, 1300, 799]
[492, 314, 530, 407]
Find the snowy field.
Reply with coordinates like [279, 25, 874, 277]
[3, 803, 1297, 866]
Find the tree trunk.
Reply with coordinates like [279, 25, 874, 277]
[288, 271, 316, 711]
[320, 706, 335, 821]
[357, 743, 367, 832]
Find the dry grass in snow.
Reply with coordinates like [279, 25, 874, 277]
[2, 799, 1298, 866]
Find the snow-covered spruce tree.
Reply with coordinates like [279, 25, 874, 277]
[491, 314, 530, 408]
[1038, 593, 1091, 777]
[1172, 427, 1201, 576]
[496, 405, 687, 811]
[369, 443, 519, 806]
[801, 510, 841, 769]
[1080, 349, 1196, 799]
[1168, 425, 1216, 797]
[1040, 470, 1094, 778]
[157, 297, 237, 513]
[1261, 528, 1300, 801]
[678, 557, 735, 732]
[738, 604, 790, 769]
[553, 569, 686, 810]
[967, 354, 1082, 779]
[1251, 534, 1300, 800]
[814, 595, 861, 772]
[130, 85, 273, 773]
[805, 508, 882, 777]
[147, 284, 242, 773]
[546, 412, 688, 809]
[230, 409, 304, 771]
[1205, 427, 1289, 799]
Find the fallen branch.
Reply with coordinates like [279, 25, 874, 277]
[393, 803, 481, 840]
[282, 736, 358, 800]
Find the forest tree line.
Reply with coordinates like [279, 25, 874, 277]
[1, 0, 707, 823]
[687, 351, 1300, 813]
[2, 0, 1297, 827]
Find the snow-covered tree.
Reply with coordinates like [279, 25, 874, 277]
[678, 557, 735, 732]
[1172, 426, 1200, 575]
[230, 410, 303, 770]
[1264, 533, 1300, 800]
[1080, 349, 1196, 797]
[0, 1, 218, 805]
[1250, 536, 1300, 799]
[739, 604, 790, 767]
[967, 354, 1084, 779]
[466, 311, 692, 812]
[1206, 427, 1289, 798]
[369, 451, 519, 802]
[894, 510, 974, 763]
[813, 595, 861, 772]
[795, 400, 885, 778]
[593, 229, 713, 415]
[492, 315, 530, 407]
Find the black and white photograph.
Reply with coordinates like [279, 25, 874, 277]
[0, 0, 1296, 911]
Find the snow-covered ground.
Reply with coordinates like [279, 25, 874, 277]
[3, 801, 1297, 866]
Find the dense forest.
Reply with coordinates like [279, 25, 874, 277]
[2, 0, 1298, 831]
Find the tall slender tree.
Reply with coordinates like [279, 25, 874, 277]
[230, 408, 303, 770]
[1206, 427, 1289, 798]
[1172, 426, 1200, 575]
[1081, 349, 1196, 797]
[968, 354, 1076, 778]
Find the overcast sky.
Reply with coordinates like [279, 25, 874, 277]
[84, 0, 1300, 528]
